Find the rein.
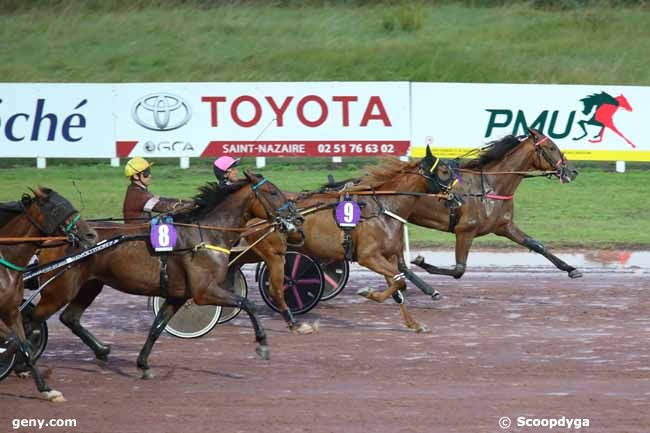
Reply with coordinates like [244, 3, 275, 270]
[0, 236, 68, 243]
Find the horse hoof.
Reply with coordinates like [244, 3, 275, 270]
[356, 288, 373, 298]
[42, 390, 66, 403]
[411, 255, 425, 266]
[568, 269, 583, 279]
[256, 345, 270, 361]
[292, 322, 314, 335]
[95, 345, 111, 362]
[431, 291, 443, 301]
[140, 369, 155, 380]
[16, 371, 31, 379]
[416, 325, 431, 334]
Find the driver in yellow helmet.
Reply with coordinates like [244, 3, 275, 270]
[122, 157, 194, 222]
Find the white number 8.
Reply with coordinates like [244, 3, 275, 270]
[158, 225, 170, 246]
[344, 202, 355, 223]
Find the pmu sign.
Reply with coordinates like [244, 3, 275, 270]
[411, 83, 650, 161]
[0, 84, 114, 157]
[114, 82, 411, 158]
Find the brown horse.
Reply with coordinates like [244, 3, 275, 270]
[30, 172, 297, 379]
[409, 129, 581, 281]
[238, 155, 445, 334]
[0, 187, 97, 402]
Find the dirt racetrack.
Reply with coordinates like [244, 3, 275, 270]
[1, 251, 649, 433]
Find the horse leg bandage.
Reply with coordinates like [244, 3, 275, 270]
[398, 259, 438, 297]
[523, 237, 546, 254]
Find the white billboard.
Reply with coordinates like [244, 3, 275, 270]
[114, 82, 411, 158]
[0, 84, 114, 157]
[411, 82, 650, 161]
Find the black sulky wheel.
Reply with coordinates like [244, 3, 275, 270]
[0, 301, 47, 380]
[21, 301, 48, 362]
[317, 259, 350, 301]
[0, 339, 16, 382]
[258, 251, 324, 315]
[218, 267, 248, 324]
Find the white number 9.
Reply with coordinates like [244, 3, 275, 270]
[344, 202, 354, 223]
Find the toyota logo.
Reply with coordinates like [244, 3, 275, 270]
[132, 93, 191, 131]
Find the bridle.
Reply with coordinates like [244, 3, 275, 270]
[532, 135, 570, 180]
[21, 192, 86, 246]
[250, 177, 302, 233]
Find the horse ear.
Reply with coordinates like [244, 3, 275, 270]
[426, 145, 434, 160]
[243, 170, 255, 182]
[527, 127, 539, 138]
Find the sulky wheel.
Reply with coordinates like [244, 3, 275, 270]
[0, 338, 16, 382]
[21, 301, 48, 362]
[258, 251, 324, 315]
[151, 297, 222, 339]
[218, 267, 248, 324]
[317, 259, 350, 301]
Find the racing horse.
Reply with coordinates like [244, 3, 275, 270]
[409, 129, 581, 280]
[29, 171, 298, 379]
[243, 154, 445, 334]
[0, 187, 97, 402]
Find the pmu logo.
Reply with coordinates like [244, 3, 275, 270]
[574, 92, 635, 148]
[484, 91, 636, 148]
[132, 93, 191, 131]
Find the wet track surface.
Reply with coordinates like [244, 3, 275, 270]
[1, 250, 649, 433]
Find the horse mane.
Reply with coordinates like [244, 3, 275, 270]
[461, 135, 522, 169]
[0, 201, 23, 228]
[175, 179, 250, 222]
[348, 157, 420, 191]
[579, 92, 618, 114]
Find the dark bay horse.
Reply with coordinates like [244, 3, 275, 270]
[410, 129, 581, 280]
[240, 155, 443, 334]
[30, 172, 297, 379]
[0, 187, 97, 402]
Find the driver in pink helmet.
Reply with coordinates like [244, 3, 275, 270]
[213, 156, 240, 186]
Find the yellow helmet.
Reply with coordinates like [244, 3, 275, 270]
[124, 157, 153, 177]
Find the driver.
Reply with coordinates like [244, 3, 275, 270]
[122, 157, 194, 222]
[213, 156, 240, 186]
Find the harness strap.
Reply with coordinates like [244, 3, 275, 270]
[64, 214, 81, 233]
[159, 254, 169, 299]
[193, 243, 231, 255]
[0, 258, 27, 272]
[448, 207, 458, 233]
[485, 193, 514, 200]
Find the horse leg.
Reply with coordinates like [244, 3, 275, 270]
[496, 222, 582, 278]
[589, 126, 605, 143]
[263, 250, 314, 335]
[605, 123, 636, 148]
[194, 286, 270, 361]
[573, 120, 589, 140]
[411, 231, 475, 279]
[136, 297, 184, 380]
[59, 280, 111, 363]
[357, 254, 428, 333]
[4, 310, 65, 402]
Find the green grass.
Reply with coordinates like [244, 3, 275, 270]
[1, 161, 648, 248]
[1, 2, 649, 248]
[1, 3, 649, 84]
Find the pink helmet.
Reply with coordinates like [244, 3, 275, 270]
[214, 156, 240, 172]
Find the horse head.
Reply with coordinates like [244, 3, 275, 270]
[527, 128, 578, 184]
[244, 170, 302, 233]
[615, 94, 632, 111]
[23, 186, 98, 248]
